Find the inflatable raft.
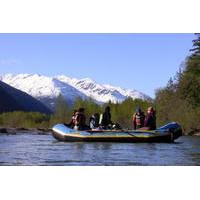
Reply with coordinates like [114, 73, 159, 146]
[52, 122, 182, 143]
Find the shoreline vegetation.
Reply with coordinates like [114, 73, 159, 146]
[0, 94, 199, 136]
[0, 98, 154, 135]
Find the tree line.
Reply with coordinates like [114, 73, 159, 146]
[155, 33, 200, 134]
[0, 96, 153, 130]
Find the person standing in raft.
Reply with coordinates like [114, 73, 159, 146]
[74, 108, 87, 130]
[141, 107, 156, 130]
[100, 106, 113, 129]
[133, 107, 145, 130]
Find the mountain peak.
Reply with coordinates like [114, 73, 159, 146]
[79, 77, 95, 82]
[0, 73, 151, 109]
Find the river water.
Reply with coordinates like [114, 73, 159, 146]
[0, 133, 199, 166]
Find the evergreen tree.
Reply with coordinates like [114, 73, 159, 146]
[155, 33, 200, 134]
[190, 33, 200, 55]
[179, 33, 200, 107]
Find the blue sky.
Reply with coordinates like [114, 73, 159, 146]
[0, 33, 195, 97]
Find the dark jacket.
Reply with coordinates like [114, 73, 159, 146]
[101, 111, 112, 128]
[68, 115, 76, 128]
[75, 112, 86, 130]
[144, 113, 156, 130]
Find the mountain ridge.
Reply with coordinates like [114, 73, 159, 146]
[0, 73, 152, 110]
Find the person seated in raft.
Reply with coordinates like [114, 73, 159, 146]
[140, 107, 156, 131]
[74, 108, 87, 130]
[100, 106, 113, 129]
[133, 107, 145, 130]
[67, 109, 77, 128]
[89, 113, 100, 130]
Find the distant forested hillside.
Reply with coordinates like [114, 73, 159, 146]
[0, 80, 51, 114]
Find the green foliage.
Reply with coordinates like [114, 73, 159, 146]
[107, 98, 153, 128]
[0, 111, 50, 128]
[190, 33, 200, 55]
[155, 34, 200, 134]
[71, 97, 152, 129]
[179, 34, 200, 107]
[0, 97, 152, 130]
[73, 98, 102, 124]
[51, 94, 70, 124]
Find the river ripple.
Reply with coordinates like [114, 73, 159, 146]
[0, 133, 199, 166]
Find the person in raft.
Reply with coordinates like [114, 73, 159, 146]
[89, 113, 100, 130]
[133, 107, 145, 130]
[74, 108, 87, 130]
[141, 107, 156, 130]
[100, 106, 113, 129]
[67, 109, 77, 128]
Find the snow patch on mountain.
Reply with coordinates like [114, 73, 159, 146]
[56, 75, 150, 103]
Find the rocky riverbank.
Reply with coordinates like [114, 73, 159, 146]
[192, 132, 200, 136]
[187, 129, 200, 136]
[0, 127, 52, 135]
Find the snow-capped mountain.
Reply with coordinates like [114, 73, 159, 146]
[56, 75, 150, 103]
[0, 74, 151, 110]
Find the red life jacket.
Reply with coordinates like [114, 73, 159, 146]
[133, 113, 145, 126]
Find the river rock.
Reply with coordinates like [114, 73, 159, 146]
[0, 128, 8, 133]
